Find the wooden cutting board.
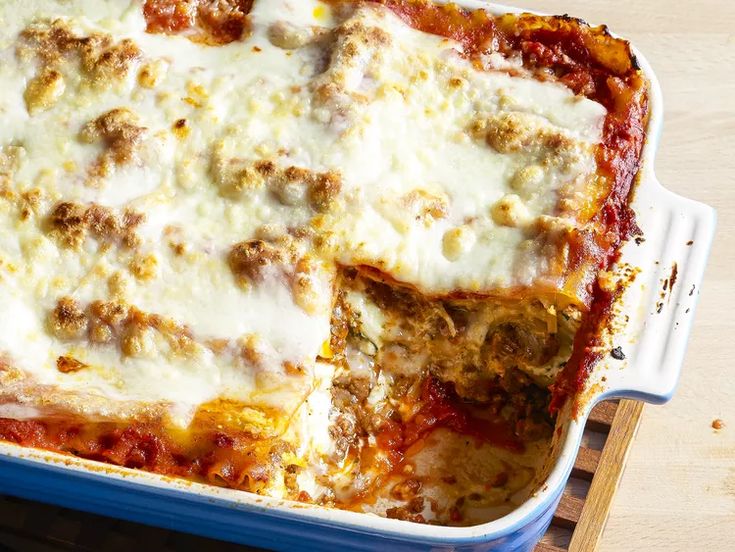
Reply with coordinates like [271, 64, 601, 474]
[535, 400, 643, 551]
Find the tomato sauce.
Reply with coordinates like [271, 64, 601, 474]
[0, 418, 268, 489]
[143, 0, 254, 44]
[143, 0, 194, 35]
[376, 377, 525, 459]
[370, 0, 497, 55]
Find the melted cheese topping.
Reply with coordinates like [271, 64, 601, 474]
[316, 7, 606, 294]
[0, 0, 606, 478]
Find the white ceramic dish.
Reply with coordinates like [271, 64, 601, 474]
[0, 2, 716, 551]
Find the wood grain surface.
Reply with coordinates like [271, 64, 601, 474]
[510, 1, 735, 550]
[569, 400, 644, 551]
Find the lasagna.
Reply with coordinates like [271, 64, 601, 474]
[0, 0, 647, 525]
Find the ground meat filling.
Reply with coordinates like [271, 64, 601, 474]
[324, 269, 560, 517]
[484, 322, 560, 368]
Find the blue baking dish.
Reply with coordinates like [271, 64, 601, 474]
[0, 1, 716, 550]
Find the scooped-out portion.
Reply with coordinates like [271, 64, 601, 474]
[318, 267, 576, 524]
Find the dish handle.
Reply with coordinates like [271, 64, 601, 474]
[593, 178, 716, 405]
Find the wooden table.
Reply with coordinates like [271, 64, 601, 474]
[512, 1, 735, 550]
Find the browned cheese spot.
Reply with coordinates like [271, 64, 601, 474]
[47, 201, 87, 248]
[210, 154, 267, 199]
[18, 20, 141, 96]
[291, 256, 325, 315]
[172, 118, 190, 139]
[228, 239, 288, 287]
[402, 189, 449, 225]
[311, 18, 392, 113]
[129, 253, 159, 281]
[308, 171, 342, 212]
[470, 112, 575, 159]
[46, 201, 144, 250]
[86, 300, 196, 358]
[48, 297, 88, 340]
[448, 77, 464, 89]
[120, 307, 155, 357]
[80, 108, 147, 177]
[211, 147, 342, 211]
[267, 21, 329, 50]
[88, 300, 129, 344]
[23, 69, 65, 113]
[269, 165, 342, 211]
[18, 188, 44, 221]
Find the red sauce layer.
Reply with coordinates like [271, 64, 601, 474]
[376, 377, 525, 463]
[143, 0, 254, 44]
[0, 378, 526, 494]
[370, 0, 497, 54]
[0, 418, 277, 491]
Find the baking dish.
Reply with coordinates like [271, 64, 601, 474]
[0, 1, 716, 551]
